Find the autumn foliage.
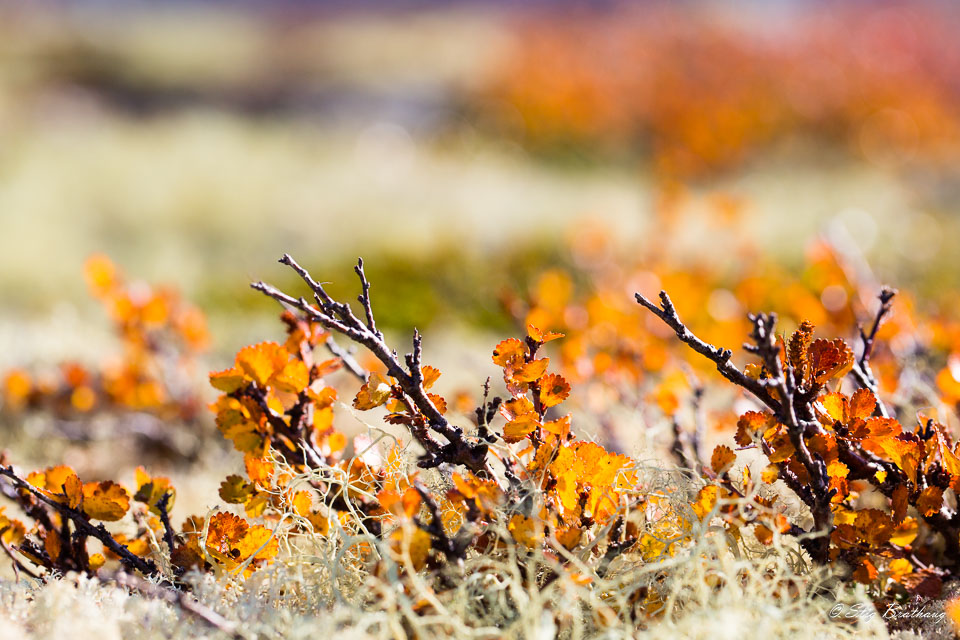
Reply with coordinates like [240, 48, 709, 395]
[4, 248, 960, 635]
[484, 4, 960, 179]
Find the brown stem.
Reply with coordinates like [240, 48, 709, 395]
[0, 465, 158, 577]
[253, 256, 491, 476]
[634, 291, 780, 411]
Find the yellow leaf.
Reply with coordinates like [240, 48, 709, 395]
[761, 464, 779, 483]
[389, 525, 432, 571]
[271, 359, 309, 394]
[209, 368, 247, 393]
[509, 514, 544, 548]
[693, 485, 719, 521]
[889, 517, 919, 546]
[236, 342, 288, 387]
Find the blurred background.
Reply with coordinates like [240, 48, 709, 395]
[3, 0, 960, 510]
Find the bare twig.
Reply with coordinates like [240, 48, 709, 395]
[635, 290, 780, 411]
[324, 337, 367, 383]
[101, 570, 241, 639]
[850, 287, 897, 419]
[253, 256, 491, 476]
[156, 492, 177, 555]
[413, 481, 472, 560]
[354, 258, 381, 339]
[669, 417, 693, 470]
[636, 291, 839, 562]
[0, 465, 158, 576]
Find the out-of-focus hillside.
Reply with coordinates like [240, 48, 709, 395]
[0, 2, 958, 357]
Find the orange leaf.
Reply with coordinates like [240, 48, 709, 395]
[818, 392, 847, 424]
[891, 484, 909, 525]
[308, 385, 337, 409]
[693, 485, 719, 521]
[879, 438, 921, 484]
[527, 324, 564, 343]
[917, 486, 944, 517]
[514, 358, 550, 383]
[427, 393, 447, 415]
[761, 464, 779, 483]
[754, 523, 773, 545]
[492, 338, 527, 368]
[503, 415, 540, 443]
[937, 431, 960, 477]
[82, 481, 130, 521]
[807, 339, 854, 385]
[849, 389, 877, 420]
[45, 529, 62, 562]
[852, 557, 878, 584]
[500, 396, 536, 421]
[84, 254, 117, 297]
[542, 415, 571, 439]
[735, 411, 775, 447]
[30, 466, 83, 509]
[421, 366, 441, 390]
[539, 373, 570, 408]
[235, 342, 288, 387]
[389, 525, 432, 571]
[766, 430, 795, 464]
[353, 372, 392, 410]
[710, 445, 736, 475]
[133, 466, 176, 516]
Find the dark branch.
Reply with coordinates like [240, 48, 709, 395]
[354, 258, 381, 339]
[0, 465, 158, 577]
[156, 492, 177, 556]
[634, 290, 780, 411]
[100, 570, 241, 639]
[324, 337, 367, 383]
[253, 256, 490, 476]
[851, 287, 896, 419]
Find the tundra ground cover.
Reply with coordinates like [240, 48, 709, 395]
[4, 3, 960, 639]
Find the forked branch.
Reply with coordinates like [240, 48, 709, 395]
[253, 256, 490, 475]
[0, 465, 158, 577]
[634, 291, 780, 411]
[850, 286, 897, 418]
